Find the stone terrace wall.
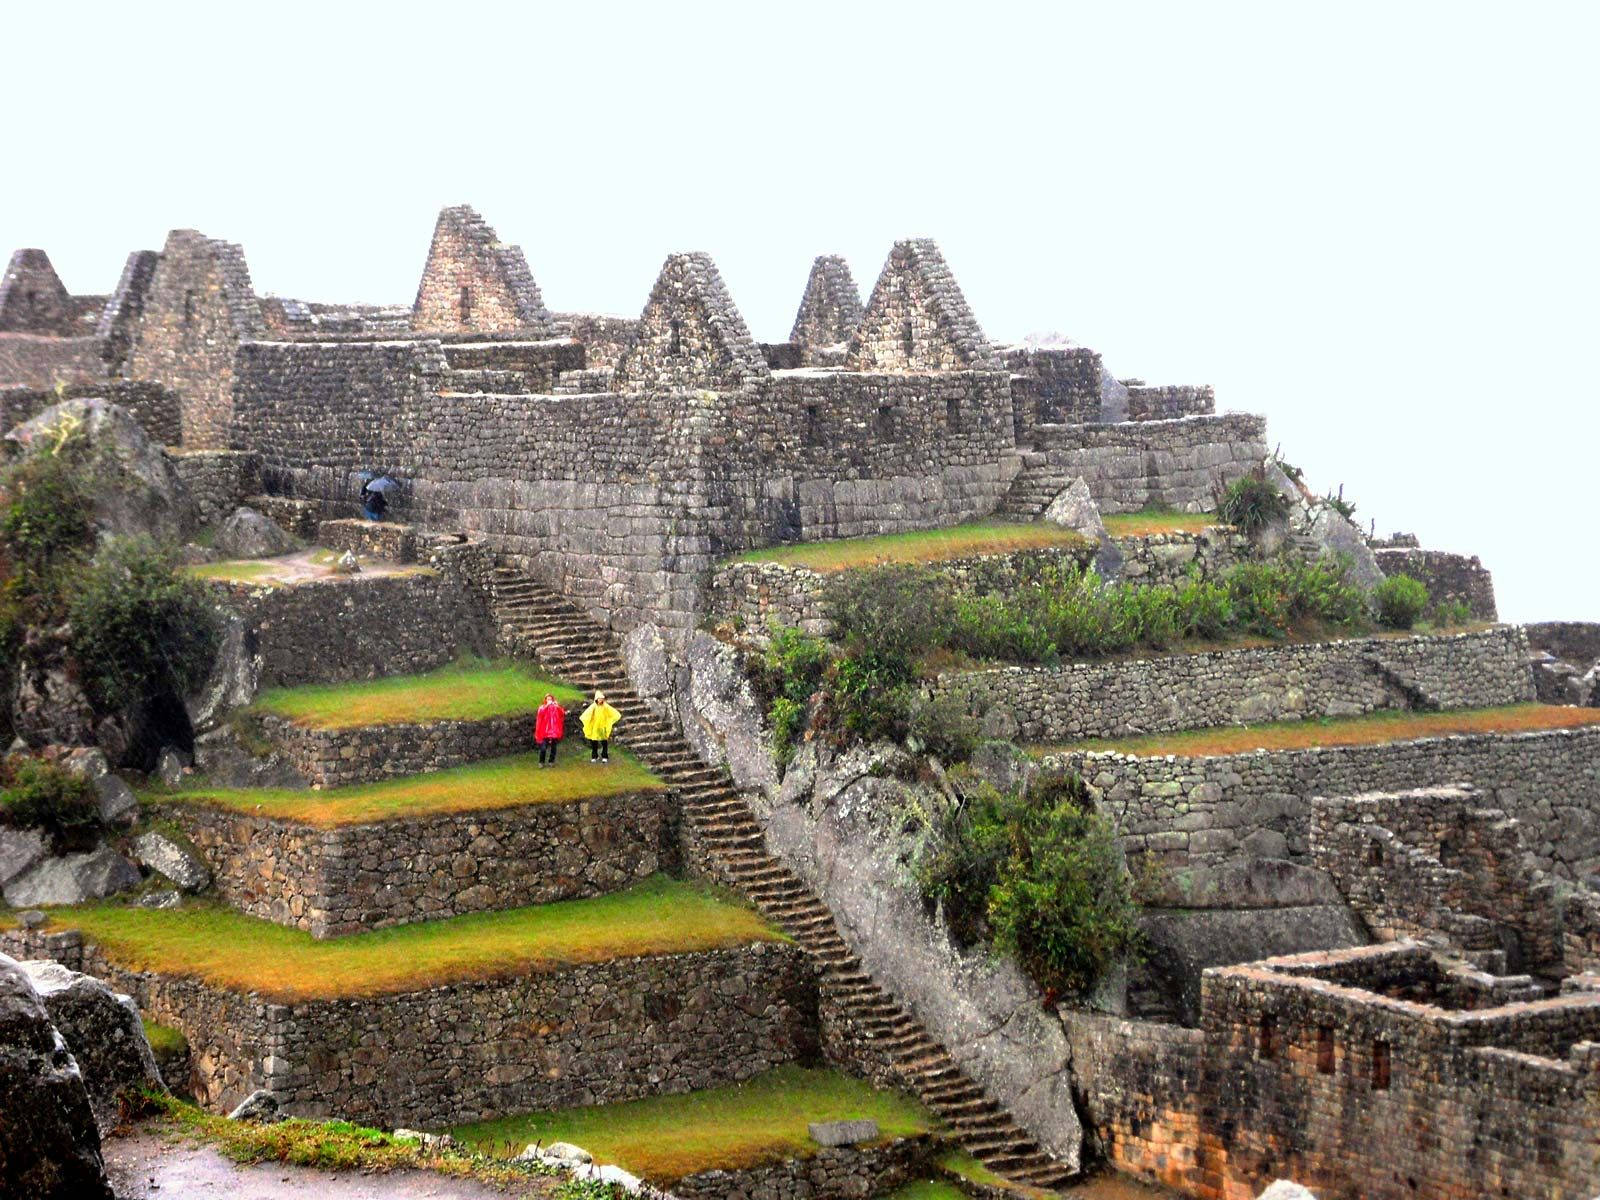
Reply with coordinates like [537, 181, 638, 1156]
[1030, 413, 1267, 513]
[1000, 346, 1102, 429]
[3, 380, 181, 445]
[440, 339, 584, 393]
[167, 789, 674, 936]
[673, 1136, 935, 1200]
[3, 931, 818, 1125]
[210, 558, 495, 687]
[554, 313, 638, 370]
[168, 450, 261, 527]
[1048, 725, 1600, 881]
[1125, 384, 1214, 421]
[0, 333, 107, 389]
[259, 711, 542, 787]
[1116, 528, 1248, 587]
[948, 626, 1534, 744]
[1374, 547, 1498, 621]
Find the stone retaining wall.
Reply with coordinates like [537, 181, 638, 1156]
[167, 449, 262, 528]
[672, 1135, 936, 1200]
[3, 380, 180, 444]
[1115, 527, 1248, 586]
[944, 626, 1533, 744]
[317, 517, 417, 563]
[1374, 547, 1498, 621]
[259, 711, 539, 787]
[1124, 384, 1214, 422]
[1045, 724, 1600, 880]
[1, 929, 818, 1127]
[166, 789, 674, 936]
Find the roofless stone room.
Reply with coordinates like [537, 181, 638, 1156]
[2, 6, 1594, 1200]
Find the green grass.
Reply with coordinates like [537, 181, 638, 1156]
[24, 877, 782, 1001]
[167, 751, 664, 828]
[455, 1065, 935, 1184]
[1039, 702, 1600, 758]
[183, 561, 279, 583]
[141, 1017, 188, 1057]
[1100, 508, 1219, 537]
[731, 521, 1089, 573]
[888, 1182, 968, 1200]
[252, 658, 582, 729]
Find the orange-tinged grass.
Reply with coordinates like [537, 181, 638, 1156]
[454, 1066, 934, 1183]
[252, 659, 581, 729]
[1100, 508, 1220, 537]
[731, 520, 1089, 573]
[19, 877, 782, 1002]
[163, 751, 664, 827]
[1039, 703, 1600, 758]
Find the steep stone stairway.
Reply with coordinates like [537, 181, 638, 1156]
[489, 567, 1077, 1190]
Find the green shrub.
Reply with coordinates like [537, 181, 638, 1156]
[912, 782, 1011, 946]
[905, 692, 981, 763]
[824, 566, 954, 660]
[1216, 470, 1291, 536]
[1323, 485, 1357, 520]
[768, 697, 809, 768]
[1430, 598, 1473, 628]
[0, 756, 102, 848]
[68, 537, 221, 712]
[0, 444, 95, 580]
[756, 626, 833, 767]
[827, 650, 914, 745]
[1374, 574, 1430, 630]
[949, 592, 1055, 664]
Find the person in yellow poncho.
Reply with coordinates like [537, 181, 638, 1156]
[580, 691, 621, 764]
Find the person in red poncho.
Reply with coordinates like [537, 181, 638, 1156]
[534, 693, 567, 767]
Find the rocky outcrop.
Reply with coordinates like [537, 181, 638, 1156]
[19, 959, 165, 1135]
[215, 505, 296, 559]
[2, 846, 141, 908]
[1042, 477, 1122, 578]
[672, 630, 778, 796]
[0, 954, 114, 1199]
[132, 831, 210, 892]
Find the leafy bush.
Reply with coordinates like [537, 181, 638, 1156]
[68, 537, 221, 712]
[827, 650, 915, 745]
[824, 565, 954, 660]
[1430, 598, 1473, 628]
[905, 692, 981, 763]
[755, 626, 833, 767]
[1216, 469, 1291, 536]
[1323, 485, 1357, 520]
[913, 771, 1142, 997]
[0, 756, 102, 848]
[0, 442, 95, 581]
[1373, 573, 1430, 630]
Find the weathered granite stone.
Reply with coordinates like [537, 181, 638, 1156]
[675, 630, 778, 796]
[12, 660, 97, 749]
[1042, 476, 1122, 578]
[228, 1088, 281, 1123]
[132, 831, 210, 893]
[3, 847, 141, 908]
[185, 612, 260, 732]
[808, 1119, 879, 1147]
[155, 747, 189, 788]
[0, 954, 113, 1199]
[61, 744, 136, 822]
[0, 827, 47, 885]
[215, 505, 297, 559]
[1257, 1183, 1316, 1200]
[20, 959, 164, 1135]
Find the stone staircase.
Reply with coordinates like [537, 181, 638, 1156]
[487, 566, 1076, 1190]
[996, 450, 1073, 520]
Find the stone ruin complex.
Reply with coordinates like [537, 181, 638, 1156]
[2, 205, 1597, 1200]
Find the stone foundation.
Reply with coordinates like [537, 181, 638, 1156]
[672, 1135, 937, 1200]
[165, 789, 674, 936]
[167, 449, 262, 528]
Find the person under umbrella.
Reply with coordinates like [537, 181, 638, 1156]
[360, 474, 398, 521]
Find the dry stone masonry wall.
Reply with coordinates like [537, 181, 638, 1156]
[1372, 548, 1498, 621]
[410, 205, 554, 336]
[789, 255, 864, 361]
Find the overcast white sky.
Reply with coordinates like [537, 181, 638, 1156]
[5, 1, 1595, 622]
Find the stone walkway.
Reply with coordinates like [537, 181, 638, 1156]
[104, 1133, 530, 1200]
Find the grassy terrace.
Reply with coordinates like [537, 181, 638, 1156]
[166, 751, 664, 828]
[1039, 703, 1600, 758]
[184, 548, 436, 586]
[1099, 507, 1220, 537]
[19, 877, 781, 1001]
[454, 1066, 934, 1183]
[251, 659, 581, 729]
[731, 520, 1089, 572]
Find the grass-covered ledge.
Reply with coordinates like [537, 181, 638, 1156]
[15, 876, 784, 1000]
[729, 520, 1090, 572]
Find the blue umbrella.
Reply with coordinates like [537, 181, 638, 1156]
[365, 476, 399, 494]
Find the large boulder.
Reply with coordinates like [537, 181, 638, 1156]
[1042, 476, 1123, 578]
[60, 748, 137, 826]
[11, 656, 97, 750]
[0, 827, 47, 887]
[132, 831, 210, 893]
[0, 954, 114, 1199]
[3, 846, 141, 908]
[19, 959, 164, 1135]
[1098, 365, 1129, 423]
[214, 505, 296, 559]
[4, 398, 187, 544]
[673, 630, 778, 797]
[185, 612, 260, 733]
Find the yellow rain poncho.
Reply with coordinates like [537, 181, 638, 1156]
[580, 699, 621, 741]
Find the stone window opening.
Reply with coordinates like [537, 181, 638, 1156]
[1258, 1014, 1278, 1059]
[876, 404, 896, 440]
[24, 289, 38, 314]
[183, 290, 197, 326]
[901, 318, 915, 363]
[459, 285, 473, 325]
[1368, 839, 1384, 867]
[1371, 1039, 1391, 1090]
[669, 318, 683, 356]
[805, 404, 821, 444]
[1317, 1025, 1335, 1074]
[946, 395, 961, 431]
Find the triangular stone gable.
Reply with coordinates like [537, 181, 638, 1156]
[95, 249, 160, 371]
[788, 254, 863, 349]
[411, 205, 554, 335]
[846, 239, 1000, 372]
[612, 252, 770, 393]
[0, 249, 75, 334]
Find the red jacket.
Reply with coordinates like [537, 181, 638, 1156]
[535, 702, 566, 742]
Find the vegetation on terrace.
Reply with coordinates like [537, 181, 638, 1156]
[251, 658, 581, 729]
[20, 877, 781, 1001]
[1040, 703, 1600, 758]
[1099, 507, 1220, 538]
[454, 1065, 934, 1183]
[163, 751, 663, 827]
[730, 520, 1089, 572]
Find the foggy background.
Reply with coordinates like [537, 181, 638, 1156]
[5, 1, 1595, 621]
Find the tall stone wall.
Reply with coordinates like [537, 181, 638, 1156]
[945, 626, 1534, 744]
[167, 450, 262, 527]
[1374, 547, 1498, 621]
[2, 381, 180, 445]
[1000, 346, 1103, 427]
[1124, 384, 1214, 421]
[0, 333, 107, 389]
[1048, 724, 1600, 881]
[126, 229, 264, 449]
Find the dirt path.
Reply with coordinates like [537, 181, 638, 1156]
[104, 1132, 532, 1200]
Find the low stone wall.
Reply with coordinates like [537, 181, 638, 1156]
[167, 449, 262, 528]
[1374, 547, 1498, 621]
[1045, 723, 1600, 880]
[318, 517, 418, 563]
[260, 711, 539, 787]
[1115, 527, 1247, 587]
[212, 554, 495, 687]
[1124, 384, 1214, 422]
[0, 333, 106, 390]
[2, 929, 818, 1126]
[1527, 621, 1600, 666]
[944, 626, 1534, 745]
[673, 1135, 936, 1200]
[166, 789, 674, 936]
